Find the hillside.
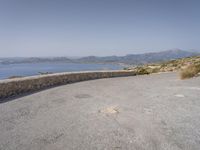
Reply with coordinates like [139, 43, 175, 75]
[128, 55, 200, 79]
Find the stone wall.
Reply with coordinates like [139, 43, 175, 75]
[0, 70, 136, 100]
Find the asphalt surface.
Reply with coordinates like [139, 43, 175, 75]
[1, 72, 200, 150]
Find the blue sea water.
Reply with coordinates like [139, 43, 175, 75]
[0, 63, 123, 80]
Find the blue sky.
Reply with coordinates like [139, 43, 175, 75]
[0, 0, 200, 57]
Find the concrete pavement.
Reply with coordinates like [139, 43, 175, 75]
[1, 72, 200, 150]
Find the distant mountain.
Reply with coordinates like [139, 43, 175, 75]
[0, 57, 72, 64]
[77, 49, 200, 65]
[0, 49, 199, 65]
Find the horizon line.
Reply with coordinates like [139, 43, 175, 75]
[0, 49, 198, 58]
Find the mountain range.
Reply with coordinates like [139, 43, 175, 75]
[0, 49, 200, 65]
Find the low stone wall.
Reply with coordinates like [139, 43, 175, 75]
[0, 70, 136, 100]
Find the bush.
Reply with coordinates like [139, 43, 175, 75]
[123, 67, 131, 70]
[180, 64, 200, 79]
[135, 67, 150, 75]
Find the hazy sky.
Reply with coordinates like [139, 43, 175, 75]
[0, 0, 200, 57]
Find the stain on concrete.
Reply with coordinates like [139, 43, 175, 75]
[34, 132, 64, 146]
[74, 94, 92, 99]
[17, 107, 31, 118]
[52, 98, 66, 104]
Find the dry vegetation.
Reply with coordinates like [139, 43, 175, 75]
[126, 56, 200, 79]
[180, 64, 200, 79]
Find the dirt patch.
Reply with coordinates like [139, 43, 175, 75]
[99, 106, 119, 114]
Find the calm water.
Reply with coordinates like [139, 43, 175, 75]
[0, 63, 123, 80]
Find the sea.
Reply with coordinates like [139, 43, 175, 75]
[0, 62, 123, 80]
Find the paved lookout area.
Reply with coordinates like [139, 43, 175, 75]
[1, 72, 200, 150]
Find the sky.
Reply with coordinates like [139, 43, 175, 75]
[0, 0, 200, 57]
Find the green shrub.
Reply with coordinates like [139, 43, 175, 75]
[123, 67, 131, 70]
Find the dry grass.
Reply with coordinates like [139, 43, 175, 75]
[180, 64, 200, 79]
